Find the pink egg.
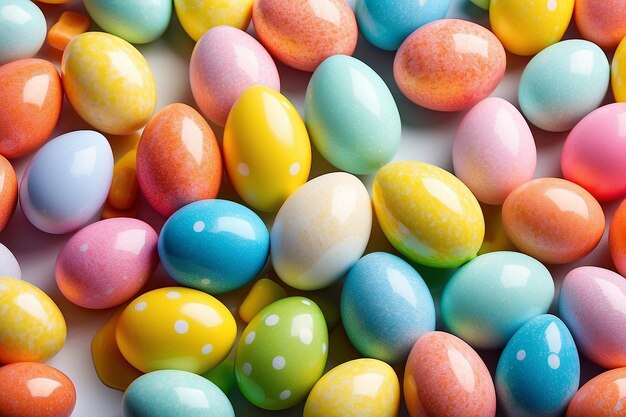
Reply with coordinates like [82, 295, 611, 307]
[453, 97, 536, 205]
[574, 0, 626, 50]
[55, 218, 158, 309]
[189, 26, 280, 127]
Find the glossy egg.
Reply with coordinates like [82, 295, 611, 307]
[610, 199, 626, 277]
[613, 37, 626, 101]
[303, 358, 400, 417]
[496, 314, 580, 417]
[0, 243, 20, 279]
[19, 130, 114, 234]
[62, 32, 157, 135]
[394, 19, 506, 112]
[0, 277, 66, 363]
[136, 103, 222, 217]
[0, 155, 17, 231]
[174, 0, 254, 41]
[441, 251, 554, 349]
[373, 161, 484, 268]
[502, 178, 605, 264]
[404, 331, 496, 417]
[271, 172, 371, 290]
[341, 252, 436, 364]
[0, 0, 46, 64]
[235, 297, 328, 410]
[566, 367, 626, 417]
[574, 0, 626, 50]
[305, 55, 401, 174]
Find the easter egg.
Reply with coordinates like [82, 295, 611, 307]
[223, 85, 311, 213]
[252, 0, 358, 72]
[394, 19, 506, 112]
[62, 32, 157, 135]
[159, 199, 270, 294]
[0, 243, 20, 279]
[116, 287, 237, 374]
[0, 58, 62, 158]
[19, 130, 114, 234]
[453, 97, 536, 205]
[271, 172, 371, 290]
[489, 0, 574, 56]
[235, 297, 328, 410]
[441, 251, 554, 349]
[305, 55, 401, 175]
[303, 358, 400, 417]
[574, 0, 626, 50]
[0, 277, 66, 363]
[174, 0, 254, 41]
[0, 0, 46, 64]
[373, 161, 484, 268]
[502, 178, 605, 264]
[610, 199, 626, 277]
[613, 37, 626, 101]
[341, 252, 436, 364]
[470, 0, 490, 9]
[136, 103, 222, 217]
[566, 367, 626, 417]
[404, 332, 496, 417]
[0, 155, 17, 231]
[496, 314, 580, 417]
[0, 362, 76, 417]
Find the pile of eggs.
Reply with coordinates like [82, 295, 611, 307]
[2, 0, 626, 416]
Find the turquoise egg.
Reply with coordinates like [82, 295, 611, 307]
[518, 39, 609, 132]
[496, 314, 580, 417]
[0, 0, 46, 64]
[304, 55, 400, 174]
[441, 251, 554, 349]
[341, 252, 435, 364]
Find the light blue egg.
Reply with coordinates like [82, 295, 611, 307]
[340, 252, 435, 364]
[19, 130, 114, 235]
[441, 251, 554, 349]
[496, 314, 580, 417]
[305, 55, 401, 175]
[123, 370, 235, 417]
[0, 0, 46, 64]
[159, 199, 270, 294]
[519, 39, 610, 132]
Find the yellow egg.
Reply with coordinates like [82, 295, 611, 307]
[612, 36, 626, 102]
[0, 277, 66, 364]
[115, 287, 237, 374]
[174, 0, 254, 41]
[61, 32, 157, 135]
[490, 0, 574, 56]
[224, 85, 311, 213]
[372, 161, 484, 268]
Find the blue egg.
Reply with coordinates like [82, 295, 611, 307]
[159, 199, 270, 294]
[496, 314, 580, 417]
[519, 39, 610, 132]
[340, 252, 435, 364]
[19, 130, 114, 234]
[305, 55, 401, 175]
[0, 0, 46, 64]
[123, 370, 235, 417]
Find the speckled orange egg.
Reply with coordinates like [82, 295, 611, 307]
[609, 199, 626, 277]
[566, 367, 626, 417]
[0, 155, 17, 232]
[574, 0, 626, 50]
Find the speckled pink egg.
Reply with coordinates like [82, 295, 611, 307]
[575, 0, 626, 50]
[394, 19, 506, 112]
[189, 26, 280, 127]
[453, 97, 536, 205]
[55, 218, 158, 309]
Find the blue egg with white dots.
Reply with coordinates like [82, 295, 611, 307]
[0, 0, 47, 64]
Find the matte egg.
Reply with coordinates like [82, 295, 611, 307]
[174, 0, 254, 41]
[613, 37, 626, 101]
[574, 0, 626, 50]
[0, 243, 20, 279]
[566, 367, 626, 417]
[0, 0, 46, 64]
[0, 155, 17, 232]
[610, 199, 626, 277]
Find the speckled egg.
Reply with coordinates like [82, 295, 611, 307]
[0, 156, 17, 232]
[0, 243, 20, 279]
[0, 0, 46, 64]
[613, 37, 626, 101]
[574, 0, 626, 50]
[566, 367, 626, 417]
[610, 199, 626, 277]
[174, 0, 254, 41]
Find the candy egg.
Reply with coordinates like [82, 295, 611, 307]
[0, 0, 46, 64]
[305, 55, 401, 174]
[62, 32, 157, 135]
[0, 243, 20, 279]
[610, 199, 626, 277]
[574, 0, 626, 50]
[502, 178, 605, 264]
[613, 37, 626, 101]
[394, 19, 506, 112]
[0, 277, 66, 363]
[0, 155, 17, 231]
[566, 367, 626, 417]
[235, 297, 328, 410]
[136, 103, 222, 217]
[373, 161, 484, 268]
[303, 358, 400, 417]
[174, 0, 254, 41]
[19, 130, 114, 234]
[271, 172, 371, 290]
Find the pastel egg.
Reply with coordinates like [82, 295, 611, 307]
[0, 277, 66, 363]
[610, 199, 626, 277]
[566, 367, 626, 417]
[136, 103, 222, 217]
[404, 331, 496, 417]
[441, 251, 554, 349]
[341, 252, 436, 364]
[394, 19, 506, 112]
[19, 130, 114, 234]
[174, 0, 254, 41]
[0, 243, 20, 279]
[252, 0, 358, 72]
[271, 172, 371, 290]
[0, 155, 17, 231]
[613, 37, 626, 101]
[502, 178, 605, 264]
[574, 0, 626, 50]
[303, 358, 400, 417]
[453, 97, 536, 205]
[305, 55, 401, 175]
[0, 0, 46, 64]
[496, 314, 580, 417]
[372, 161, 484, 268]
[62, 32, 157, 135]
[235, 297, 328, 410]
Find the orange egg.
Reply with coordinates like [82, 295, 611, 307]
[574, 0, 626, 50]
[0, 155, 17, 232]
[609, 198, 626, 277]
[566, 367, 626, 417]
